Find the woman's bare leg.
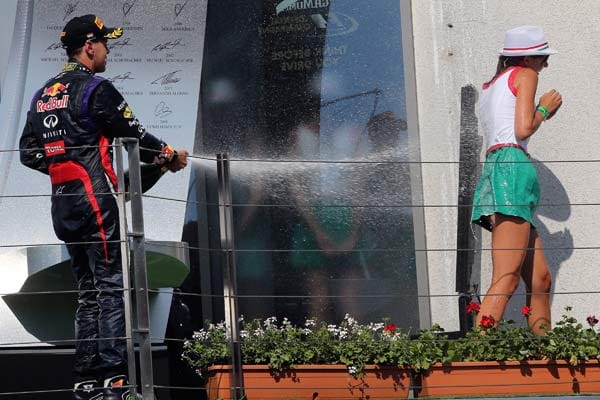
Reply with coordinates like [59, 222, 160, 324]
[476, 214, 530, 327]
[520, 230, 552, 334]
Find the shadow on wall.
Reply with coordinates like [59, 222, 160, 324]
[502, 158, 573, 323]
[533, 158, 573, 303]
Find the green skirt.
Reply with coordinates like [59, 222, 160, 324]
[290, 198, 358, 269]
[471, 146, 540, 231]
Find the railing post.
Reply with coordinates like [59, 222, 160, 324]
[216, 153, 244, 399]
[115, 139, 139, 399]
[123, 138, 155, 400]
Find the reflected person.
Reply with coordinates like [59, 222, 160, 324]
[362, 111, 413, 273]
[19, 15, 189, 400]
[471, 26, 562, 334]
[288, 121, 363, 322]
[359, 112, 417, 319]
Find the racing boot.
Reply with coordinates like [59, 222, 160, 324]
[102, 375, 140, 400]
[73, 380, 102, 400]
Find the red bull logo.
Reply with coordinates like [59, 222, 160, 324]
[37, 96, 69, 113]
[42, 82, 68, 98]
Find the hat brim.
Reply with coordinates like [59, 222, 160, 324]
[499, 47, 558, 57]
[103, 27, 123, 40]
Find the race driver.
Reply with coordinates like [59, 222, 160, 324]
[19, 14, 188, 400]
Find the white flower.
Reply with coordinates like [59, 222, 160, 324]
[347, 365, 358, 376]
[305, 319, 316, 327]
[264, 316, 277, 328]
[211, 321, 226, 332]
[192, 330, 209, 341]
[344, 314, 358, 327]
[253, 327, 265, 337]
[369, 322, 385, 332]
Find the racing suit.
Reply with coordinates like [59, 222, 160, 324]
[19, 61, 173, 381]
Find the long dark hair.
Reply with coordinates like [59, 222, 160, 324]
[486, 56, 525, 84]
[487, 54, 550, 84]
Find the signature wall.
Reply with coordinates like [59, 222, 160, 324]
[0, 0, 206, 247]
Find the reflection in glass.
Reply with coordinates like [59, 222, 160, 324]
[183, 0, 419, 330]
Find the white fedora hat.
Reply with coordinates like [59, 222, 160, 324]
[499, 25, 558, 57]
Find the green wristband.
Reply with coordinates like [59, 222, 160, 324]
[536, 105, 549, 120]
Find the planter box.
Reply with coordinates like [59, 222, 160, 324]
[206, 364, 410, 399]
[415, 360, 600, 398]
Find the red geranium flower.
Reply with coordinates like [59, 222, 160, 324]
[521, 305, 532, 316]
[466, 302, 480, 314]
[480, 315, 496, 328]
[587, 315, 599, 327]
[384, 323, 397, 333]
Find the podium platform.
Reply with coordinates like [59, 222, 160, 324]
[0, 240, 189, 346]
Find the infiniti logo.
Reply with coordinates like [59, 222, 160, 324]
[43, 114, 59, 128]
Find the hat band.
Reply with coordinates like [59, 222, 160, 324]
[503, 41, 548, 52]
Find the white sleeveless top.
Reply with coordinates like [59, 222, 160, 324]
[479, 66, 529, 151]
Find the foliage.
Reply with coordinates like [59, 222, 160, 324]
[182, 314, 411, 378]
[449, 318, 545, 363]
[543, 306, 600, 365]
[411, 303, 600, 370]
[410, 323, 452, 372]
[182, 321, 230, 376]
[183, 306, 600, 378]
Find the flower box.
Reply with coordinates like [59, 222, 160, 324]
[206, 364, 410, 399]
[414, 360, 600, 398]
[185, 308, 600, 399]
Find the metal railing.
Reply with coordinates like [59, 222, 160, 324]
[0, 140, 596, 399]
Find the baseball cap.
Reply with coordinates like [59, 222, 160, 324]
[61, 14, 123, 50]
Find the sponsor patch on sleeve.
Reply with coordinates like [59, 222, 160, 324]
[123, 105, 134, 119]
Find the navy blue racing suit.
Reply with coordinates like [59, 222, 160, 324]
[19, 61, 173, 381]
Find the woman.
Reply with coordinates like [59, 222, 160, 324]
[471, 26, 562, 334]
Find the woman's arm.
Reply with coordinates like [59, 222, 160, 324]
[514, 68, 562, 140]
[514, 68, 542, 140]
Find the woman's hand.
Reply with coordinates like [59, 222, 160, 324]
[539, 89, 562, 118]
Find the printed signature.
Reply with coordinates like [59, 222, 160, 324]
[174, 1, 188, 18]
[150, 70, 182, 85]
[63, 2, 79, 20]
[109, 72, 134, 84]
[151, 39, 184, 52]
[46, 42, 64, 51]
[109, 37, 133, 50]
[154, 101, 173, 118]
[122, 0, 136, 17]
